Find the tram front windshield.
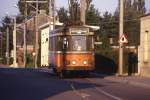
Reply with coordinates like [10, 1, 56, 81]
[72, 36, 86, 51]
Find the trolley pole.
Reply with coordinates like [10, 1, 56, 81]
[119, 0, 124, 75]
[6, 27, 9, 65]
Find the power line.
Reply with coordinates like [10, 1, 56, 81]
[87, 18, 140, 25]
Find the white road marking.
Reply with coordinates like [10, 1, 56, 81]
[94, 87, 122, 100]
[70, 82, 91, 99]
[86, 78, 122, 100]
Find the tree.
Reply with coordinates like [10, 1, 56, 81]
[124, 0, 146, 46]
[86, 0, 92, 9]
[57, 7, 69, 23]
[0, 16, 13, 64]
[86, 4, 100, 25]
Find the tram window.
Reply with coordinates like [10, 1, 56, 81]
[57, 37, 63, 51]
[87, 36, 94, 51]
[72, 36, 86, 51]
[63, 38, 68, 50]
[73, 40, 82, 51]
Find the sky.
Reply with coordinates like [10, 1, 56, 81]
[0, 0, 150, 22]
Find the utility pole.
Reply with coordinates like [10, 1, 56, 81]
[119, 0, 124, 75]
[48, 0, 55, 43]
[34, 0, 47, 68]
[35, 0, 39, 68]
[49, 0, 52, 31]
[13, 17, 17, 67]
[0, 32, 3, 59]
[6, 27, 9, 65]
[52, 0, 55, 29]
[24, 2, 27, 67]
[20, 0, 47, 68]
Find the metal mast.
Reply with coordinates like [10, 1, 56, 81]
[119, 0, 124, 75]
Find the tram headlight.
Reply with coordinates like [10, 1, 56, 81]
[72, 61, 76, 65]
[83, 61, 87, 65]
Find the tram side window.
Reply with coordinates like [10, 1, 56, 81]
[49, 37, 52, 51]
[87, 36, 93, 51]
[49, 37, 55, 51]
[63, 37, 68, 50]
[56, 36, 63, 51]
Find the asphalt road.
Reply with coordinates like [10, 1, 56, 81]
[0, 68, 150, 100]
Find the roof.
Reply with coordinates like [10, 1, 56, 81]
[84, 25, 100, 31]
[141, 13, 150, 18]
[39, 21, 63, 30]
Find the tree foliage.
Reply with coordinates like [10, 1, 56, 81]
[124, 0, 146, 45]
[86, 4, 100, 25]
[57, 7, 69, 23]
[0, 16, 13, 63]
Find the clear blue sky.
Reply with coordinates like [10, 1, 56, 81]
[0, 0, 150, 21]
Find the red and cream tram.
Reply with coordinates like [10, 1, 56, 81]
[49, 25, 95, 77]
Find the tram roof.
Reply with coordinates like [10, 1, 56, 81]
[39, 21, 100, 32]
[39, 21, 63, 30]
[84, 25, 100, 31]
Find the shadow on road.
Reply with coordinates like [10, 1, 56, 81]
[95, 54, 117, 75]
[0, 68, 104, 100]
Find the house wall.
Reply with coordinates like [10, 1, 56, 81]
[138, 14, 150, 77]
[41, 27, 49, 66]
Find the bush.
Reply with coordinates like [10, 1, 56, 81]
[26, 53, 34, 68]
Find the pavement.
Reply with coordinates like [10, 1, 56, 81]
[104, 75, 150, 89]
[0, 64, 10, 68]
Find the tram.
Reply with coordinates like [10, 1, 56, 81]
[49, 25, 96, 77]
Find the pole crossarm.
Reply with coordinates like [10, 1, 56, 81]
[20, 1, 47, 3]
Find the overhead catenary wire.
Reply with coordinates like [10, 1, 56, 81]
[87, 18, 141, 25]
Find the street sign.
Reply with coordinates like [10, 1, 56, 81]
[119, 34, 128, 43]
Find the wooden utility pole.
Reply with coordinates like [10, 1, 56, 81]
[34, 0, 39, 68]
[34, 0, 47, 68]
[24, 2, 27, 67]
[0, 32, 3, 60]
[13, 17, 17, 67]
[21, 0, 47, 68]
[49, 0, 55, 31]
[6, 27, 9, 65]
[119, 0, 124, 75]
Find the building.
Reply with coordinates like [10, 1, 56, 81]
[16, 10, 49, 67]
[39, 21, 63, 67]
[138, 13, 150, 77]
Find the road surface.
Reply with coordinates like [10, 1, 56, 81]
[0, 68, 150, 100]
